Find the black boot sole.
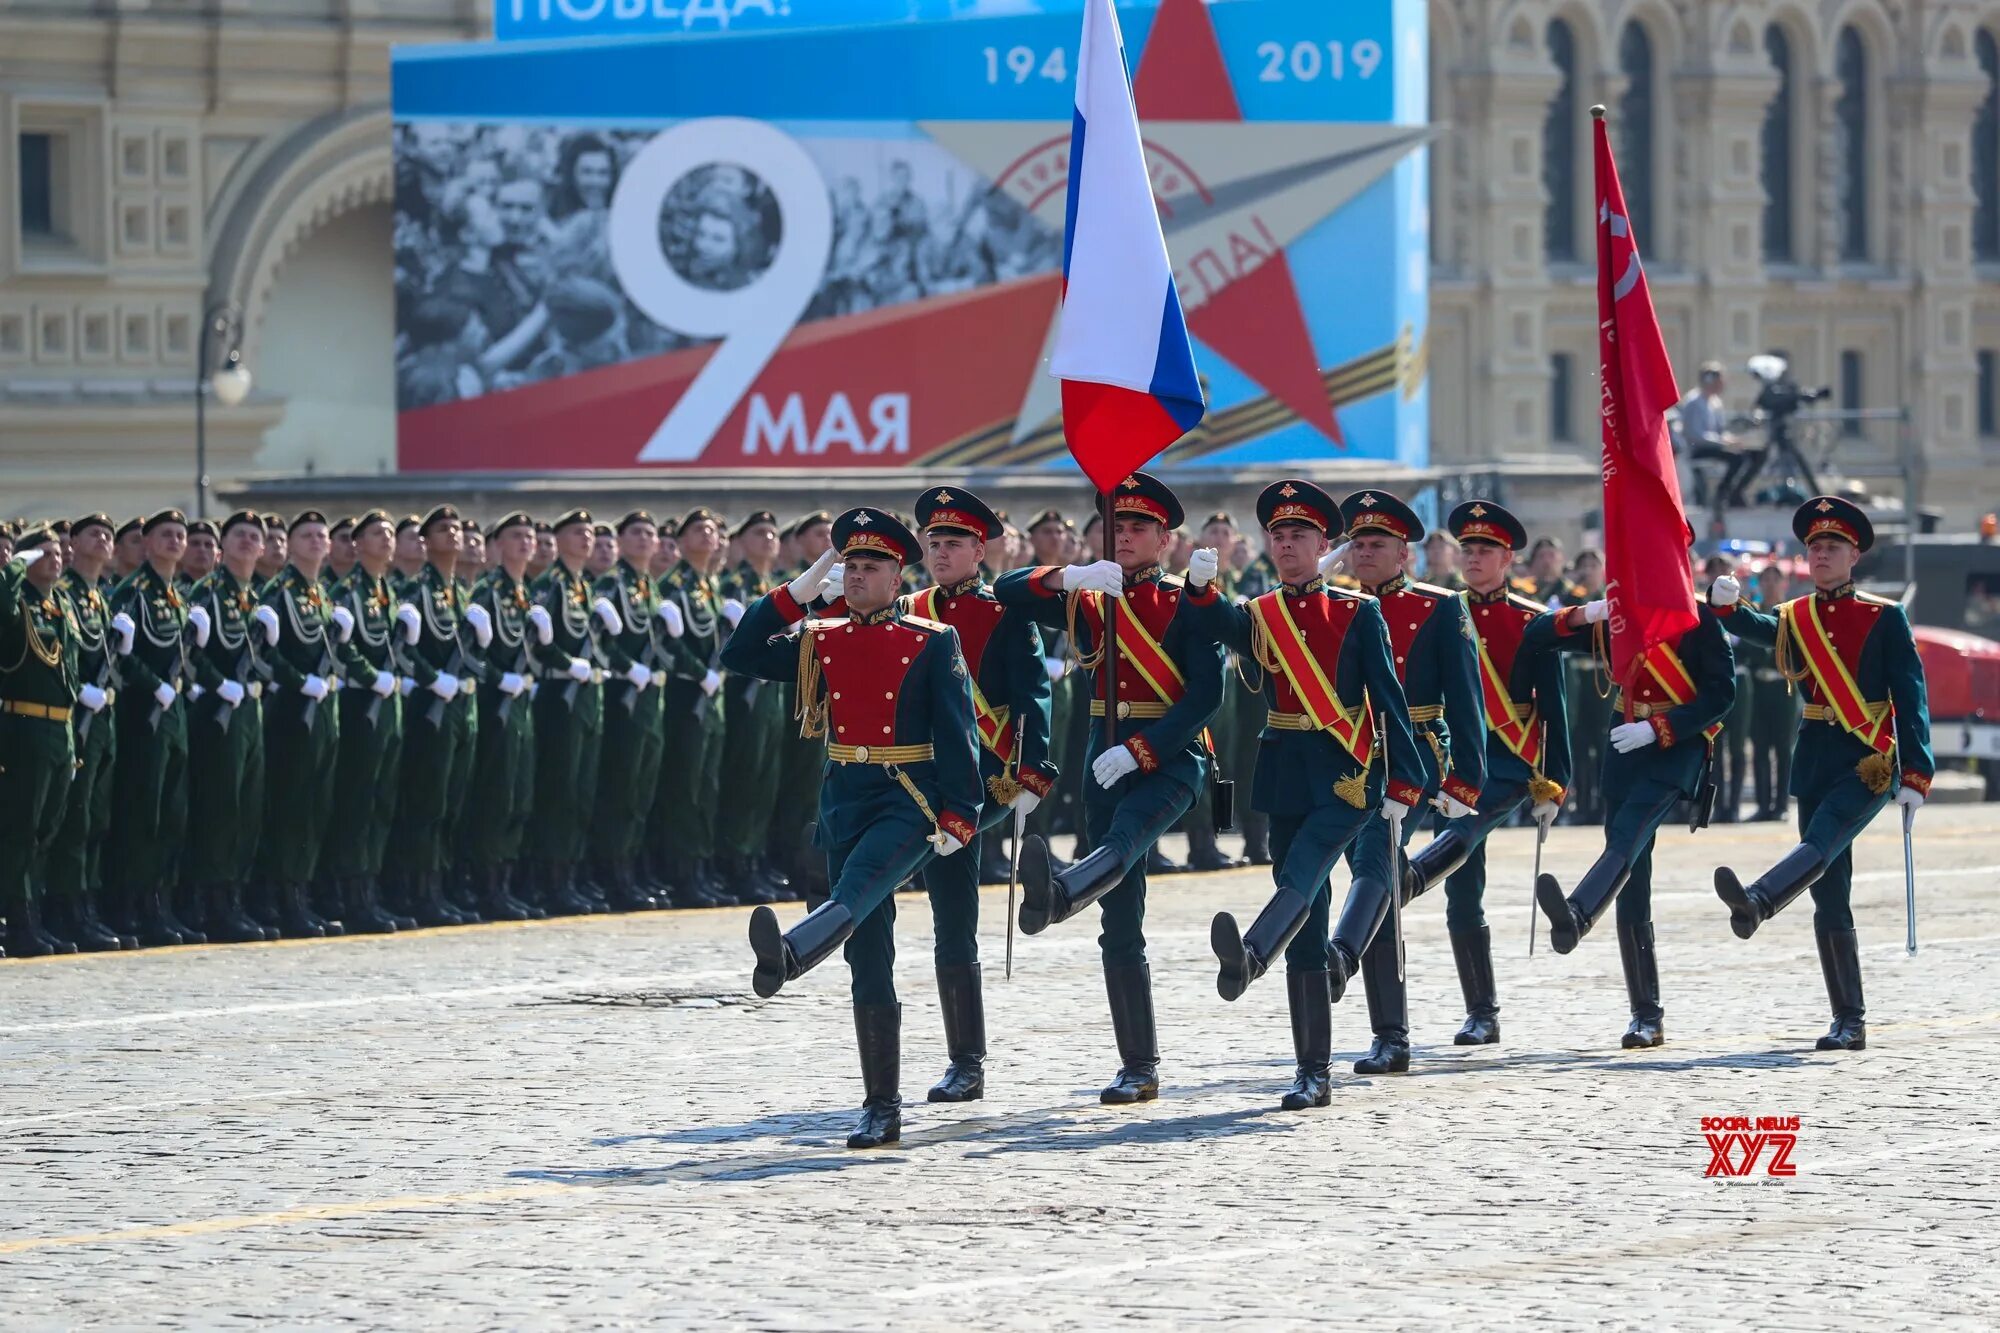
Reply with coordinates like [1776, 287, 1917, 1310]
[1622, 1022, 1664, 1049]
[1018, 837, 1058, 936]
[1099, 1070, 1159, 1105]
[1714, 867, 1761, 939]
[1816, 1026, 1866, 1052]
[748, 905, 787, 998]
[1210, 912, 1252, 1001]
[846, 1116, 902, 1149]
[1534, 873, 1580, 954]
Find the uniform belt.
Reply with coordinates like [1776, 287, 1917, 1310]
[1407, 704, 1444, 724]
[3, 700, 72, 722]
[1265, 710, 1316, 731]
[1485, 700, 1533, 723]
[827, 742, 935, 764]
[1753, 668, 1784, 683]
[1089, 700, 1169, 719]
[1608, 690, 1669, 720]
[1802, 701, 1889, 725]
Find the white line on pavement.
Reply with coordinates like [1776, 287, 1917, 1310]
[0, 1088, 316, 1128]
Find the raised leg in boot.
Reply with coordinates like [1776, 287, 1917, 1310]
[1211, 887, 1314, 1001]
[748, 899, 856, 997]
[1715, 843, 1824, 940]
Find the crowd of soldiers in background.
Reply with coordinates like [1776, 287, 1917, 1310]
[0, 499, 1807, 958]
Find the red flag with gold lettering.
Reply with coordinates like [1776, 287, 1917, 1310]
[1594, 111, 1697, 687]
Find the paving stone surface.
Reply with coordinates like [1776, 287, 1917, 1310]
[3, 807, 1997, 1329]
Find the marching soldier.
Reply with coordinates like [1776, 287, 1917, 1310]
[0, 527, 81, 957]
[1399, 501, 1572, 1050]
[590, 509, 675, 912]
[182, 510, 279, 942]
[1745, 562, 1798, 820]
[49, 513, 132, 951]
[1532, 565, 1735, 1047]
[326, 516, 357, 587]
[179, 519, 219, 590]
[526, 507, 615, 916]
[461, 512, 542, 922]
[323, 510, 415, 933]
[714, 511, 791, 903]
[255, 514, 288, 591]
[905, 485, 1058, 1102]
[390, 516, 426, 594]
[1708, 496, 1933, 1051]
[1320, 489, 1487, 1077]
[767, 511, 834, 900]
[108, 509, 201, 946]
[725, 508, 982, 1148]
[392, 504, 484, 926]
[112, 517, 146, 582]
[1181, 482, 1429, 1109]
[652, 508, 730, 908]
[998, 472, 1226, 1104]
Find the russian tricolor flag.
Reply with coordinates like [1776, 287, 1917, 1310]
[1052, 0, 1206, 493]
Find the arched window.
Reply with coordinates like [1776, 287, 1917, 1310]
[1975, 30, 1999, 261]
[1544, 20, 1578, 262]
[1835, 26, 1868, 261]
[1761, 26, 1794, 262]
[1617, 23, 1655, 255]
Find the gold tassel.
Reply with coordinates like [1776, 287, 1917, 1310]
[986, 773, 1023, 806]
[1774, 605, 1809, 693]
[1529, 776, 1564, 805]
[794, 634, 827, 740]
[1424, 728, 1446, 774]
[1855, 752, 1894, 796]
[1333, 769, 1369, 809]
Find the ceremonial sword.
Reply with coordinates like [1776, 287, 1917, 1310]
[1528, 720, 1549, 957]
[1902, 801, 1918, 956]
[1006, 802, 1025, 980]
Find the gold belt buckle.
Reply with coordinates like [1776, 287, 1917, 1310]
[854, 744, 871, 763]
[1116, 700, 1131, 720]
[1633, 702, 1654, 719]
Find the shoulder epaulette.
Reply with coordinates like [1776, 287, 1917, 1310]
[1854, 590, 1899, 608]
[900, 613, 949, 633]
[1158, 573, 1186, 590]
[802, 616, 847, 633]
[1410, 580, 1453, 601]
[1505, 592, 1548, 615]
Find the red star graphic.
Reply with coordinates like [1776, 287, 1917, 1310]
[1134, 0, 1344, 447]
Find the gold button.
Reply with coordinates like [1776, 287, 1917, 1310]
[838, 725, 847, 733]
[882, 726, 891, 734]
[885, 691, 895, 699]
[832, 691, 841, 700]
[854, 744, 870, 762]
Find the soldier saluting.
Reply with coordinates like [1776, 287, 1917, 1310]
[1707, 496, 1932, 1051]
[726, 507, 981, 1149]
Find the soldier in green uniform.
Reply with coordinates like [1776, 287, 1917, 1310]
[462, 511, 542, 921]
[48, 513, 132, 950]
[1744, 563, 1798, 820]
[325, 515, 357, 588]
[108, 509, 201, 946]
[1229, 537, 1278, 863]
[111, 517, 146, 582]
[526, 508, 616, 915]
[390, 516, 426, 596]
[255, 515, 288, 592]
[182, 510, 279, 942]
[651, 508, 730, 907]
[714, 510, 791, 903]
[179, 519, 219, 591]
[765, 511, 833, 903]
[1, 527, 82, 957]
[322, 510, 414, 933]
[391, 504, 484, 926]
[588, 509, 673, 911]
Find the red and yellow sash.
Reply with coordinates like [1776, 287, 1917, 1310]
[1781, 596, 1894, 757]
[1467, 618, 1543, 770]
[1248, 591, 1374, 765]
[1635, 641, 1723, 742]
[1089, 592, 1186, 709]
[911, 587, 1015, 763]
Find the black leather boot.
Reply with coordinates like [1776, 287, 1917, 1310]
[665, 860, 725, 909]
[77, 885, 137, 950]
[502, 863, 546, 919]
[1210, 887, 1313, 1001]
[1715, 845, 1824, 940]
[1403, 826, 1471, 901]
[1146, 844, 1186, 876]
[58, 890, 125, 952]
[1185, 820, 1243, 872]
[1536, 850, 1631, 956]
[1019, 836, 1124, 936]
[312, 881, 347, 936]
[373, 876, 418, 931]
[1242, 810, 1272, 865]
[1617, 922, 1664, 1048]
[748, 900, 855, 998]
[791, 824, 829, 904]
[202, 883, 265, 944]
[344, 875, 401, 934]
[278, 881, 328, 938]
[1814, 928, 1867, 1050]
[1280, 969, 1333, 1110]
[603, 859, 659, 913]
[1329, 874, 1394, 1004]
[160, 883, 205, 945]
[136, 884, 188, 948]
[5, 884, 73, 956]
[693, 857, 734, 905]
[1100, 963, 1160, 1104]
[1449, 926, 1500, 1044]
[568, 862, 609, 914]
[1352, 930, 1410, 1073]
[540, 862, 594, 918]
[752, 854, 794, 900]
[241, 880, 284, 941]
[927, 963, 986, 1102]
[848, 1004, 903, 1149]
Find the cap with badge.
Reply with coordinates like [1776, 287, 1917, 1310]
[913, 486, 1002, 540]
[1338, 489, 1425, 543]
[616, 509, 657, 534]
[143, 508, 189, 535]
[352, 508, 394, 538]
[13, 523, 59, 550]
[734, 509, 779, 538]
[675, 506, 719, 538]
[1256, 480, 1338, 534]
[787, 510, 832, 540]
[188, 518, 220, 541]
[115, 516, 144, 541]
[1446, 500, 1529, 552]
[220, 509, 263, 539]
[1027, 507, 1070, 534]
[552, 507, 592, 533]
[1792, 495, 1874, 552]
[832, 507, 921, 566]
[72, 512, 114, 539]
[420, 503, 461, 535]
[289, 509, 329, 534]
[329, 515, 356, 538]
[1107, 471, 1185, 529]
[490, 510, 534, 536]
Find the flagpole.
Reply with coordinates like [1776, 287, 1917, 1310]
[1099, 485, 1119, 748]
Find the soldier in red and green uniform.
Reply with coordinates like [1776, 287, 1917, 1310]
[1707, 496, 1933, 1051]
[0, 526, 81, 957]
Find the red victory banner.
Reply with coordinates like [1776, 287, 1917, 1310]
[1592, 105, 1697, 688]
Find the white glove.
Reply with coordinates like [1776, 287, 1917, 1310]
[187, 604, 211, 648]
[1010, 789, 1042, 816]
[78, 683, 108, 712]
[1382, 799, 1407, 835]
[527, 604, 553, 645]
[592, 596, 623, 634]
[188, 684, 205, 701]
[625, 662, 650, 690]
[1709, 574, 1740, 608]
[458, 675, 477, 697]
[1432, 792, 1476, 820]
[1043, 656, 1065, 683]
[1061, 559, 1124, 597]
[700, 668, 723, 697]
[14, 548, 45, 569]
[1532, 799, 1560, 830]
[331, 605, 355, 642]
[300, 674, 329, 701]
[787, 549, 839, 604]
[929, 828, 965, 857]
[499, 671, 527, 697]
[399, 676, 416, 696]
[1187, 547, 1219, 589]
[566, 656, 592, 683]
[1318, 541, 1353, 577]
[254, 604, 280, 645]
[824, 564, 843, 593]
[111, 611, 136, 655]
[372, 669, 397, 698]
[216, 679, 246, 706]
[1582, 599, 1610, 624]
[1092, 744, 1140, 788]
[1610, 720, 1658, 753]
[463, 603, 491, 648]
[656, 600, 685, 638]
[1894, 785, 1925, 813]
[720, 597, 745, 627]
[651, 669, 667, 687]
[429, 672, 460, 700]
[152, 681, 177, 710]
[396, 603, 421, 645]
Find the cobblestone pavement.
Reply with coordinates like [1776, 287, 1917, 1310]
[4, 807, 1997, 1330]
